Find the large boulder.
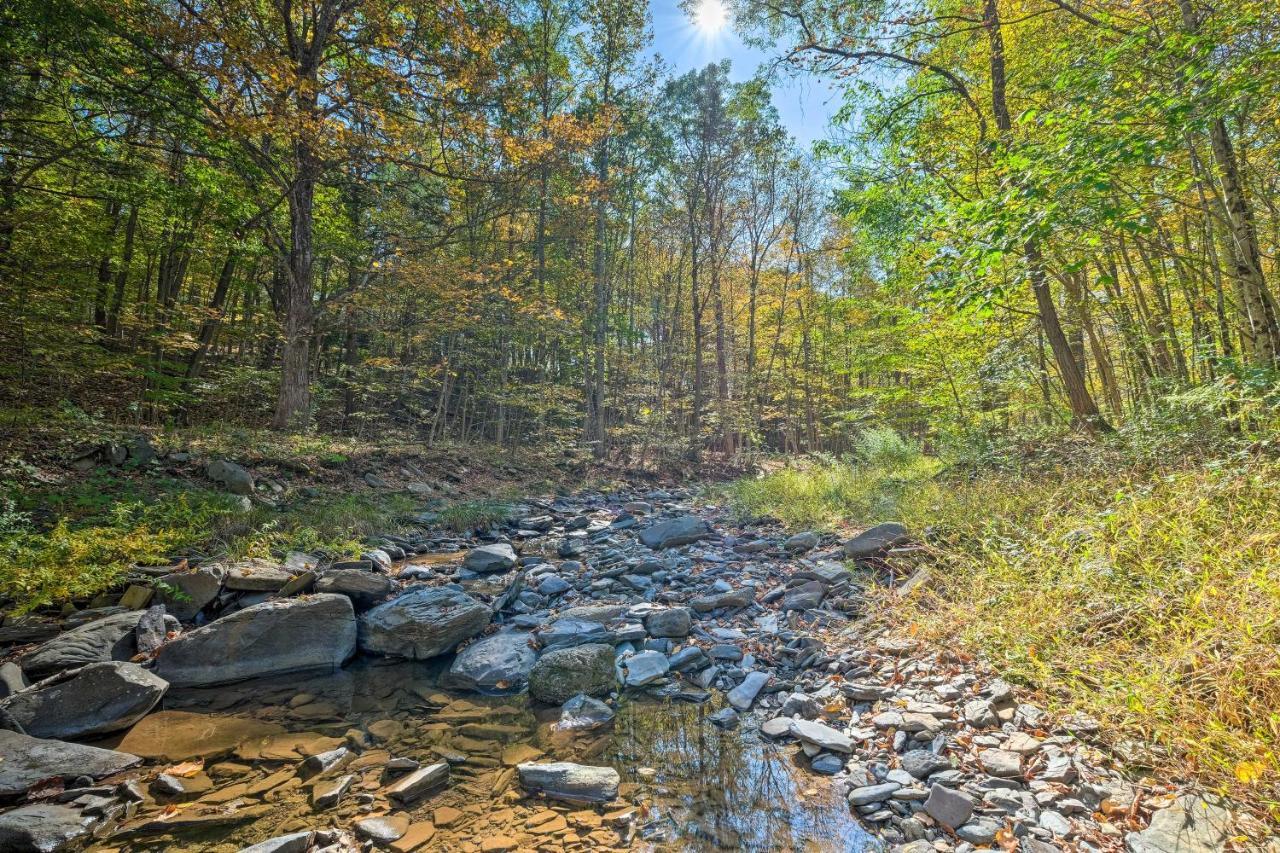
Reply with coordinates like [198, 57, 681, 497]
[358, 587, 489, 660]
[528, 643, 616, 705]
[155, 594, 356, 686]
[462, 543, 518, 574]
[0, 730, 140, 797]
[1, 662, 167, 739]
[19, 611, 143, 678]
[638, 516, 709, 550]
[1126, 794, 1233, 853]
[207, 459, 254, 495]
[157, 566, 224, 621]
[843, 522, 909, 559]
[517, 762, 619, 803]
[0, 803, 92, 852]
[446, 631, 537, 694]
[315, 569, 396, 608]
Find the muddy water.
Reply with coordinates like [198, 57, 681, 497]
[87, 656, 875, 852]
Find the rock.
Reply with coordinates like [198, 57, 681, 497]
[385, 762, 450, 804]
[536, 618, 613, 649]
[0, 803, 90, 852]
[669, 646, 708, 672]
[118, 584, 154, 609]
[726, 671, 770, 711]
[900, 749, 950, 779]
[709, 708, 739, 729]
[963, 698, 998, 728]
[760, 717, 793, 738]
[463, 543, 518, 573]
[783, 531, 820, 553]
[638, 516, 709, 550]
[849, 783, 900, 805]
[559, 694, 615, 729]
[19, 611, 143, 677]
[643, 607, 692, 638]
[446, 631, 537, 694]
[529, 644, 616, 705]
[157, 567, 224, 621]
[924, 783, 974, 829]
[811, 754, 844, 774]
[0, 662, 167, 739]
[789, 718, 854, 753]
[315, 570, 396, 607]
[359, 587, 490, 660]
[312, 774, 355, 809]
[690, 587, 754, 612]
[517, 762, 619, 803]
[783, 580, 827, 612]
[133, 605, 171, 655]
[111, 710, 284, 760]
[843, 522, 908, 558]
[622, 651, 669, 687]
[537, 576, 571, 596]
[223, 559, 293, 591]
[155, 594, 356, 686]
[207, 459, 255, 495]
[956, 817, 1001, 845]
[1126, 794, 1234, 853]
[978, 748, 1022, 777]
[237, 832, 314, 853]
[355, 814, 410, 844]
[0, 730, 140, 797]
[0, 662, 28, 698]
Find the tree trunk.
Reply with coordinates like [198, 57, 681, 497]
[272, 159, 317, 430]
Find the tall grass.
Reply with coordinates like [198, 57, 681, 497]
[726, 447, 1280, 806]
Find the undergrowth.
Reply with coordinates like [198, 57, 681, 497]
[725, 432, 1280, 809]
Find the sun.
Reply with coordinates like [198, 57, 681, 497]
[693, 0, 729, 35]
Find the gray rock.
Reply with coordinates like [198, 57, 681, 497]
[644, 607, 692, 638]
[207, 459, 254, 495]
[19, 611, 143, 677]
[314, 569, 396, 607]
[669, 646, 708, 672]
[622, 651, 669, 686]
[638, 516, 709, 549]
[517, 762, 619, 803]
[385, 762, 449, 804]
[536, 617, 613, 650]
[709, 708, 739, 729]
[849, 783, 900, 805]
[690, 587, 754, 612]
[843, 522, 908, 558]
[1, 662, 167, 739]
[354, 815, 408, 844]
[237, 832, 314, 853]
[924, 783, 974, 829]
[222, 559, 293, 591]
[359, 587, 489, 659]
[1126, 794, 1234, 853]
[726, 671, 769, 711]
[783, 580, 827, 612]
[559, 694, 615, 729]
[978, 748, 1022, 777]
[446, 631, 537, 694]
[811, 754, 844, 775]
[537, 576, 571, 596]
[0, 730, 140, 797]
[0, 803, 90, 852]
[956, 817, 1001, 845]
[157, 567, 224, 621]
[0, 662, 28, 698]
[463, 543, 518, 573]
[783, 531, 820, 553]
[789, 718, 854, 753]
[529, 643, 616, 705]
[156, 594, 356, 686]
[900, 749, 950, 779]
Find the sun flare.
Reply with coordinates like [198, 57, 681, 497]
[693, 0, 729, 35]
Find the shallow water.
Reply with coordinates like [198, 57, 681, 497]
[87, 657, 875, 852]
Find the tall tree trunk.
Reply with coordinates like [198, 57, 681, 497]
[272, 156, 317, 430]
[985, 0, 1109, 431]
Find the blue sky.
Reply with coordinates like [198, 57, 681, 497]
[646, 0, 841, 148]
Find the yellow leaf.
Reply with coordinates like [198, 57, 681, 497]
[1234, 760, 1266, 785]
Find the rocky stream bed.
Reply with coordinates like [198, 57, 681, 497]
[0, 487, 1247, 852]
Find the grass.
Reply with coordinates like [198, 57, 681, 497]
[725, 449, 1280, 809]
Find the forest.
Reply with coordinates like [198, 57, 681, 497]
[2, 0, 1280, 848]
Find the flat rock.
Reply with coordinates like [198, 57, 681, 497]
[690, 588, 754, 612]
[463, 543, 518, 573]
[638, 516, 709, 549]
[1126, 794, 1234, 853]
[237, 832, 313, 853]
[644, 608, 692, 638]
[536, 618, 614, 650]
[529, 644, 616, 704]
[314, 569, 397, 607]
[789, 718, 854, 753]
[385, 762, 449, 804]
[783, 580, 827, 612]
[156, 594, 356, 686]
[158, 567, 225, 621]
[359, 587, 490, 660]
[0, 729, 141, 797]
[110, 710, 286, 760]
[222, 559, 293, 591]
[517, 762, 620, 803]
[924, 783, 974, 829]
[0, 803, 91, 852]
[622, 651, 669, 686]
[1, 661, 167, 739]
[726, 671, 769, 711]
[355, 814, 410, 843]
[446, 631, 537, 694]
[843, 522, 908, 559]
[19, 611, 143, 677]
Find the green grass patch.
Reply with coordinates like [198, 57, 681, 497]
[726, 449, 1280, 804]
[437, 499, 513, 532]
